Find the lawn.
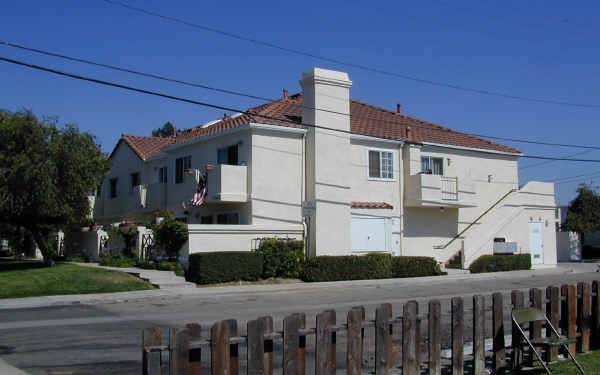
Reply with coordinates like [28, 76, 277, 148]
[511, 350, 600, 374]
[0, 262, 155, 298]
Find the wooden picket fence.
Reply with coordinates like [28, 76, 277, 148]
[142, 280, 600, 375]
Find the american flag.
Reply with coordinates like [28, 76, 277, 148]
[191, 184, 207, 206]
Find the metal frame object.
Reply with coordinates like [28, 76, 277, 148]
[512, 307, 585, 374]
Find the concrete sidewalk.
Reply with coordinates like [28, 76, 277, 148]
[0, 358, 30, 375]
[0, 262, 596, 311]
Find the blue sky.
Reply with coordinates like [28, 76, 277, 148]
[1, 0, 599, 205]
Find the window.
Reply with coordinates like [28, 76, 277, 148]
[368, 150, 394, 179]
[110, 178, 118, 198]
[158, 167, 168, 184]
[200, 215, 213, 224]
[130, 172, 140, 190]
[217, 144, 239, 165]
[175, 155, 192, 184]
[421, 156, 444, 175]
[216, 212, 239, 225]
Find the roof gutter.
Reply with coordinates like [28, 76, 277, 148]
[421, 141, 523, 156]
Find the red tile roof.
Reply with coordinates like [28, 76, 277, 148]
[119, 93, 521, 160]
[352, 202, 394, 209]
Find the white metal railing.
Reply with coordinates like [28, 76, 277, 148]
[441, 176, 458, 200]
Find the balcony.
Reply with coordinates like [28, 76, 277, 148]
[405, 174, 476, 208]
[206, 164, 248, 202]
[99, 185, 148, 219]
[146, 183, 168, 210]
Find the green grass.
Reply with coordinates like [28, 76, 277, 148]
[0, 263, 155, 298]
[510, 350, 600, 374]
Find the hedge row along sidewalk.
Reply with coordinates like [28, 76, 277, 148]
[0, 263, 155, 299]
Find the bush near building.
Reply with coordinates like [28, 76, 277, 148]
[254, 238, 304, 279]
[469, 254, 531, 274]
[187, 252, 263, 284]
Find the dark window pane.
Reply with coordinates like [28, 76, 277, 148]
[175, 158, 184, 183]
[369, 150, 380, 178]
[228, 145, 238, 165]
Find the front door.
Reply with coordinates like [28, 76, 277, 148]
[529, 222, 544, 265]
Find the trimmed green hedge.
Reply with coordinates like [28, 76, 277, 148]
[99, 256, 137, 268]
[469, 254, 531, 274]
[255, 239, 304, 278]
[301, 254, 442, 282]
[187, 252, 263, 284]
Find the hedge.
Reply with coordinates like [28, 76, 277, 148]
[187, 252, 263, 284]
[301, 254, 442, 282]
[255, 239, 304, 279]
[469, 254, 531, 274]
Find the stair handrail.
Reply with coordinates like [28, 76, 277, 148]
[434, 188, 518, 250]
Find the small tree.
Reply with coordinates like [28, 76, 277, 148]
[153, 216, 188, 260]
[151, 121, 175, 137]
[563, 184, 600, 246]
[0, 111, 110, 265]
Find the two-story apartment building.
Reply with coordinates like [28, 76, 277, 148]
[94, 68, 557, 268]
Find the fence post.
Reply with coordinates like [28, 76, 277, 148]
[316, 310, 336, 375]
[451, 296, 464, 375]
[211, 321, 230, 375]
[259, 316, 274, 375]
[223, 320, 239, 375]
[146, 348, 162, 375]
[429, 300, 441, 375]
[170, 327, 190, 375]
[492, 292, 505, 372]
[375, 305, 390, 375]
[546, 286, 560, 362]
[593, 281, 600, 346]
[352, 306, 366, 369]
[578, 282, 591, 353]
[247, 319, 265, 375]
[186, 323, 202, 375]
[566, 285, 577, 353]
[381, 303, 394, 368]
[511, 290, 525, 369]
[142, 327, 161, 375]
[347, 308, 363, 375]
[284, 314, 301, 375]
[403, 301, 419, 375]
[294, 313, 306, 375]
[530, 288, 543, 364]
[473, 295, 485, 375]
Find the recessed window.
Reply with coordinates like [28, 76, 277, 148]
[368, 150, 394, 179]
[158, 167, 168, 184]
[200, 215, 213, 224]
[421, 156, 444, 175]
[217, 144, 239, 165]
[109, 178, 118, 198]
[130, 172, 140, 190]
[217, 212, 239, 225]
[175, 156, 192, 184]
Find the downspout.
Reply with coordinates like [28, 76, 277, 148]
[399, 143, 404, 256]
[301, 131, 308, 259]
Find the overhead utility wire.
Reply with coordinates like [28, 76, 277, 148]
[4, 41, 600, 152]
[519, 149, 595, 171]
[3, 55, 600, 163]
[101, 0, 600, 109]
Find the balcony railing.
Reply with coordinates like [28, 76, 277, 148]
[441, 176, 458, 200]
[405, 173, 475, 207]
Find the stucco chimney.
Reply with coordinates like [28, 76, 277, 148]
[396, 104, 402, 113]
[172, 126, 177, 137]
[283, 88, 289, 99]
[300, 68, 353, 257]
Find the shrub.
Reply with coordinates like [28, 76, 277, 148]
[187, 252, 263, 284]
[255, 239, 304, 278]
[392, 256, 445, 277]
[469, 254, 531, 274]
[301, 253, 393, 282]
[302, 254, 444, 282]
[137, 260, 185, 277]
[153, 217, 188, 260]
[99, 256, 137, 268]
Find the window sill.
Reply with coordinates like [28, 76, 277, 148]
[367, 177, 396, 182]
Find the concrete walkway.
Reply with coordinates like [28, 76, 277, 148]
[0, 358, 30, 375]
[70, 262, 196, 289]
[1, 262, 597, 311]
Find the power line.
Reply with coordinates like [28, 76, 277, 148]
[101, 0, 600, 110]
[4, 40, 600, 152]
[520, 150, 595, 171]
[4, 54, 600, 163]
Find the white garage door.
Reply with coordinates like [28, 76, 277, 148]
[352, 215, 387, 252]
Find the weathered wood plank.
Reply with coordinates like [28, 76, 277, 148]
[284, 314, 300, 375]
[186, 323, 202, 375]
[316, 310, 336, 375]
[247, 319, 265, 375]
[451, 297, 464, 375]
[546, 286, 560, 362]
[146, 348, 162, 375]
[294, 313, 306, 375]
[375, 305, 390, 375]
[578, 282, 591, 353]
[170, 327, 189, 375]
[352, 305, 366, 367]
[224, 319, 239, 375]
[473, 295, 485, 375]
[347, 308, 363, 375]
[380, 303, 393, 368]
[493, 292, 506, 372]
[428, 300, 441, 375]
[259, 316, 274, 375]
[403, 301, 419, 375]
[593, 281, 600, 347]
[511, 290, 525, 369]
[142, 327, 161, 375]
[530, 288, 543, 365]
[567, 285, 577, 353]
[211, 321, 230, 375]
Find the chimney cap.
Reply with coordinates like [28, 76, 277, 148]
[283, 88, 289, 99]
[396, 104, 402, 113]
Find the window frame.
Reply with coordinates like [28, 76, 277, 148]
[130, 172, 141, 192]
[421, 155, 444, 175]
[215, 211, 240, 225]
[366, 148, 396, 181]
[109, 178, 118, 198]
[158, 166, 168, 184]
[217, 144, 239, 166]
[175, 155, 192, 184]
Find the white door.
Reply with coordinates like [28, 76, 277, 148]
[391, 217, 401, 256]
[529, 222, 544, 265]
[352, 216, 387, 252]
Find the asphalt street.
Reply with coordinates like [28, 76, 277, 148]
[1, 266, 599, 374]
